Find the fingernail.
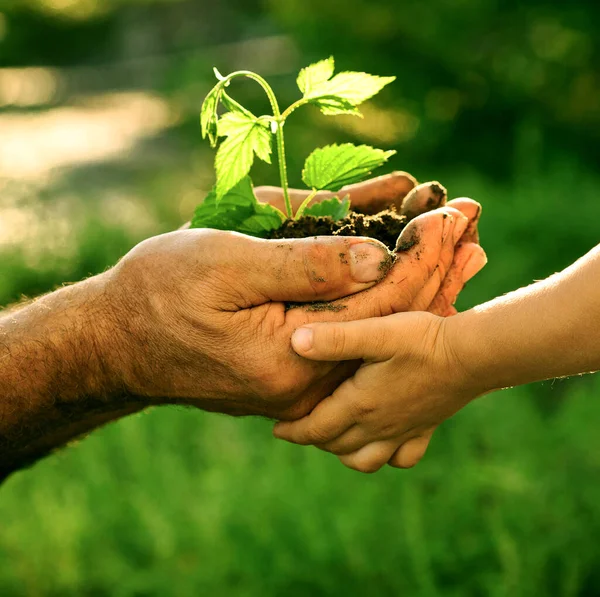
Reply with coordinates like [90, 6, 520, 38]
[292, 327, 314, 353]
[349, 242, 390, 282]
[442, 212, 454, 241]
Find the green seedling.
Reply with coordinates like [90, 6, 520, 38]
[192, 56, 396, 237]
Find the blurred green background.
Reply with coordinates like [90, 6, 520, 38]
[1, 0, 599, 595]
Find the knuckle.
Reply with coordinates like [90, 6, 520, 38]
[321, 325, 347, 358]
[306, 426, 331, 445]
[351, 397, 376, 418]
[301, 241, 335, 295]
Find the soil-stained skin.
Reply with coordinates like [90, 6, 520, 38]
[272, 182, 449, 311]
[400, 181, 447, 221]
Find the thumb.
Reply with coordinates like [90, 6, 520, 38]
[228, 234, 393, 305]
[291, 317, 396, 362]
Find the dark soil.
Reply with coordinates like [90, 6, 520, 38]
[267, 209, 407, 251]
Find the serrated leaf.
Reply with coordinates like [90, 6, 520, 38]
[303, 68, 395, 117]
[303, 196, 350, 221]
[297, 56, 335, 95]
[306, 72, 395, 104]
[190, 176, 283, 238]
[200, 81, 225, 147]
[302, 143, 396, 192]
[215, 110, 272, 200]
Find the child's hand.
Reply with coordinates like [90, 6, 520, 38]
[273, 312, 485, 473]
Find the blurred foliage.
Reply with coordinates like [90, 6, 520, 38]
[1, 0, 600, 595]
[1, 0, 598, 177]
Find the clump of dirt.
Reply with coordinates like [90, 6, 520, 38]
[268, 209, 407, 252]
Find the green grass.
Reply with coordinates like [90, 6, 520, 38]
[2, 380, 600, 597]
[1, 158, 600, 596]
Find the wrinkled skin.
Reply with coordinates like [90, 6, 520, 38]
[104, 174, 485, 420]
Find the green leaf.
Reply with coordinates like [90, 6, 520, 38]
[311, 97, 363, 117]
[200, 81, 225, 147]
[190, 176, 283, 238]
[297, 56, 335, 95]
[298, 60, 395, 117]
[302, 143, 396, 192]
[307, 72, 395, 104]
[303, 196, 350, 221]
[215, 110, 272, 200]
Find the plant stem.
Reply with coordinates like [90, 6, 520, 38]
[219, 71, 293, 219]
[281, 98, 310, 121]
[274, 124, 293, 219]
[294, 188, 319, 219]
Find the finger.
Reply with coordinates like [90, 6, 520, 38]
[203, 231, 393, 306]
[286, 206, 467, 325]
[338, 440, 400, 474]
[335, 172, 418, 214]
[291, 316, 398, 362]
[405, 207, 470, 312]
[446, 198, 481, 244]
[428, 243, 487, 316]
[273, 387, 356, 445]
[319, 425, 372, 455]
[255, 172, 417, 215]
[400, 181, 447, 220]
[388, 432, 434, 469]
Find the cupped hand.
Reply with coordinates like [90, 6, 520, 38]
[255, 173, 484, 318]
[99, 175, 484, 420]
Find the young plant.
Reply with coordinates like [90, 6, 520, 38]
[191, 56, 396, 237]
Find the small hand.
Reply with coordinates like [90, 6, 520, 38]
[273, 309, 484, 473]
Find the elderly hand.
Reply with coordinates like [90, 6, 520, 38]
[0, 173, 485, 479]
[102, 176, 484, 420]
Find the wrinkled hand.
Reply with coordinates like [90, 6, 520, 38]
[101, 175, 484, 420]
[273, 311, 479, 473]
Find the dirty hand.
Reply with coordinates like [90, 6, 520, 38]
[255, 171, 484, 317]
[103, 177, 484, 419]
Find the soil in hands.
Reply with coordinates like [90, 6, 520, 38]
[268, 209, 407, 252]
[270, 209, 406, 313]
[269, 181, 448, 311]
[268, 181, 448, 251]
